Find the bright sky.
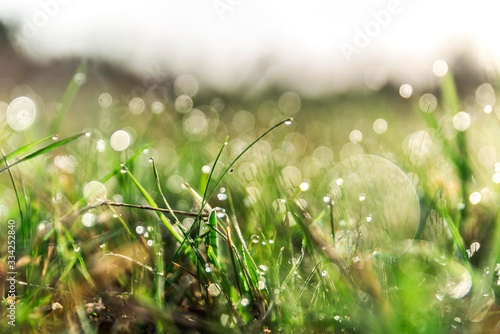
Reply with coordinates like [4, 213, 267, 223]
[0, 0, 498, 95]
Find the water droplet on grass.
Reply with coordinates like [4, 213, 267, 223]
[202, 165, 211, 174]
[135, 226, 145, 235]
[299, 181, 310, 191]
[205, 263, 214, 273]
[52, 135, 59, 141]
[120, 163, 128, 174]
[358, 193, 366, 202]
[74, 73, 86, 85]
[321, 270, 328, 277]
[217, 193, 228, 201]
[437, 261, 472, 299]
[284, 118, 293, 125]
[208, 283, 221, 297]
[85, 131, 91, 137]
[250, 235, 260, 244]
[220, 314, 236, 328]
[241, 298, 250, 306]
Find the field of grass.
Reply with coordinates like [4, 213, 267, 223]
[1, 61, 500, 333]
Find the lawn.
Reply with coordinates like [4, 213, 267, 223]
[1, 60, 500, 333]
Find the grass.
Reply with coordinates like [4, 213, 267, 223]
[1, 64, 500, 333]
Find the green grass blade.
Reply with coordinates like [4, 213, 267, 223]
[200, 118, 293, 215]
[0, 134, 55, 167]
[206, 209, 219, 260]
[0, 132, 87, 174]
[51, 60, 88, 133]
[123, 165, 184, 243]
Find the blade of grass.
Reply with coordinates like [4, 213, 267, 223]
[50, 60, 88, 134]
[123, 166, 184, 244]
[200, 118, 293, 214]
[0, 132, 88, 174]
[0, 134, 55, 167]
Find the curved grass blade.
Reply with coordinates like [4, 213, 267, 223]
[0, 134, 55, 167]
[123, 166, 184, 244]
[200, 118, 293, 215]
[0, 132, 87, 174]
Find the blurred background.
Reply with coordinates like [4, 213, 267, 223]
[0, 0, 498, 97]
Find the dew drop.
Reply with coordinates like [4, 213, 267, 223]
[215, 208, 226, 218]
[147, 239, 154, 247]
[52, 134, 59, 141]
[205, 263, 214, 273]
[358, 193, 366, 202]
[120, 163, 129, 174]
[284, 118, 293, 125]
[74, 73, 86, 85]
[323, 195, 331, 203]
[74, 245, 81, 253]
[241, 298, 250, 307]
[336, 178, 344, 186]
[321, 270, 328, 277]
[148, 157, 154, 163]
[202, 165, 211, 174]
[299, 181, 310, 191]
[135, 225, 145, 235]
[470, 241, 481, 253]
[208, 283, 221, 297]
[366, 214, 373, 223]
[250, 235, 260, 244]
[85, 131, 91, 138]
[217, 193, 228, 201]
[220, 314, 236, 328]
